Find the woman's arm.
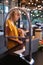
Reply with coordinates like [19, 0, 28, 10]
[8, 37, 23, 44]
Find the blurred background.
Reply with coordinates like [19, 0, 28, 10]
[0, 0, 43, 31]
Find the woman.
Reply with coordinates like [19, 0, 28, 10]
[6, 10, 25, 50]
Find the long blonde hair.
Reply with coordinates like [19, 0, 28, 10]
[9, 10, 20, 19]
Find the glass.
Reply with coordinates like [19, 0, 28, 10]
[20, 21, 23, 28]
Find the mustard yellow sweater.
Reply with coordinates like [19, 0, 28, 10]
[6, 19, 19, 49]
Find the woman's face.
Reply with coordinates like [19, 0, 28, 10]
[14, 12, 20, 22]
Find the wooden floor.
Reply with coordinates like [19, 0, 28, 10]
[0, 47, 43, 65]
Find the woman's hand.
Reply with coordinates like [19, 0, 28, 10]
[18, 28, 23, 34]
[18, 28, 25, 37]
[18, 40, 23, 44]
